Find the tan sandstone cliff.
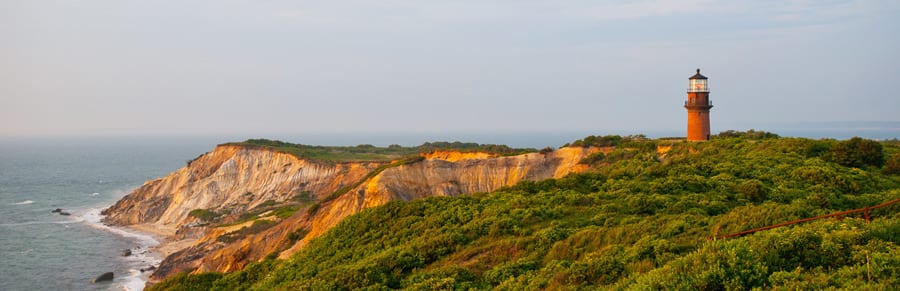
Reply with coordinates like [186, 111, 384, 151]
[102, 144, 598, 280]
[103, 145, 385, 228]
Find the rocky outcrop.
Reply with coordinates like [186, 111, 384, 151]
[92, 272, 114, 283]
[103, 144, 598, 281]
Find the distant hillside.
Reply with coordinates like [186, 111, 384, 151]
[150, 133, 900, 290]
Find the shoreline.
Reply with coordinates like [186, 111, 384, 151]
[123, 223, 198, 258]
[85, 208, 198, 290]
[79, 208, 162, 290]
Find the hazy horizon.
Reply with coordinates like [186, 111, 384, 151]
[3, 1, 899, 138]
[1, 121, 898, 150]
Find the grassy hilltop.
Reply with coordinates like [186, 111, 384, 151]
[222, 139, 537, 162]
[153, 132, 900, 290]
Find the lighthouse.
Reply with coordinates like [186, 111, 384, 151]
[684, 69, 713, 141]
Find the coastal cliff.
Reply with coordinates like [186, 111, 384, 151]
[103, 145, 384, 228]
[102, 143, 598, 280]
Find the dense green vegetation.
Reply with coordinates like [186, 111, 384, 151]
[152, 134, 900, 290]
[188, 208, 222, 222]
[715, 129, 781, 140]
[564, 134, 649, 147]
[822, 137, 885, 168]
[886, 153, 900, 175]
[224, 139, 536, 162]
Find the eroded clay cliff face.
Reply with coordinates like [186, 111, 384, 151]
[103, 145, 598, 280]
[102, 145, 385, 228]
[190, 147, 597, 276]
[303, 147, 594, 240]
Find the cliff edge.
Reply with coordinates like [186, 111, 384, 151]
[101, 143, 598, 280]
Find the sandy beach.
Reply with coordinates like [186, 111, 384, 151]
[125, 223, 198, 257]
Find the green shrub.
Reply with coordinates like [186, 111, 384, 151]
[805, 140, 832, 158]
[579, 152, 605, 165]
[188, 209, 221, 221]
[824, 137, 885, 168]
[292, 191, 315, 203]
[306, 203, 321, 215]
[147, 272, 222, 291]
[884, 153, 900, 175]
[288, 228, 310, 241]
[272, 205, 300, 219]
[715, 129, 780, 139]
[256, 199, 278, 209]
[566, 134, 647, 147]
[736, 179, 768, 202]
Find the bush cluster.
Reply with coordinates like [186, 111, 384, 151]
[188, 209, 221, 222]
[823, 137, 885, 168]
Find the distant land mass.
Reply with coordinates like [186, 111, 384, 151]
[721, 121, 900, 140]
[97, 131, 899, 290]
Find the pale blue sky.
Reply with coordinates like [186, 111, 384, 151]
[2, 0, 899, 139]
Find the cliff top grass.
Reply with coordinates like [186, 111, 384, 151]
[222, 139, 536, 162]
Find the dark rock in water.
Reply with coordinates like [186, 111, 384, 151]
[59, 212, 71, 216]
[121, 249, 132, 257]
[51, 208, 62, 213]
[92, 272, 114, 283]
[140, 265, 157, 272]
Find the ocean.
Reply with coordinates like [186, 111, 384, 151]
[0, 138, 213, 291]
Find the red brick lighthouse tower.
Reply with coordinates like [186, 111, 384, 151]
[685, 69, 713, 141]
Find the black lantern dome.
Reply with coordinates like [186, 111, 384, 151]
[688, 68, 708, 92]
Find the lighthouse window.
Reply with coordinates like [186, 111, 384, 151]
[689, 79, 708, 92]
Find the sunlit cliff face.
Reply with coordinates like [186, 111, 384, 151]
[103, 144, 599, 279]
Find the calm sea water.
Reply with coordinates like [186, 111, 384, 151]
[0, 138, 213, 291]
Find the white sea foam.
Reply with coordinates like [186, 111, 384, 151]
[12, 200, 34, 205]
[81, 208, 160, 246]
[79, 208, 162, 291]
[91, 192, 100, 196]
[121, 269, 146, 291]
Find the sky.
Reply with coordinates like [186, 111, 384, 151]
[2, 0, 899, 141]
